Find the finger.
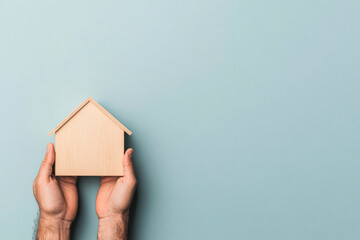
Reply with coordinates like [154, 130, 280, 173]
[100, 176, 117, 184]
[57, 176, 78, 185]
[122, 148, 136, 181]
[38, 143, 55, 181]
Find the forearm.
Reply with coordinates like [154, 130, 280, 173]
[97, 214, 129, 240]
[37, 216, 71, 240]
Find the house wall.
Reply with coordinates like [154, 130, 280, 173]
[55, 102, 125, 176]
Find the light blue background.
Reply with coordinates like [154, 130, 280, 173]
[0, 0, 359, 239]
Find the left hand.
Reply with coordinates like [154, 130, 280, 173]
[33, 143, 78, 239]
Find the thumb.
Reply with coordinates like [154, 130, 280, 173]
[38, 143, 55, 181]
[122, 148, 136, 181]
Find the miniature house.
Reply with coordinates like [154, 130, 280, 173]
[49, 97, 132, 176]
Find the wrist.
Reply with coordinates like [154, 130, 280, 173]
[98, 213, 129, 240]
[98, 213, 129, 225]
[37, 214, 72, 240]
[39, 212, 73, 227]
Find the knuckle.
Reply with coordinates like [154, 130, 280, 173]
[41, 161, 48, 168]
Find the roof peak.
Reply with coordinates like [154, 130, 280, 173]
[48, 97, 132, 136]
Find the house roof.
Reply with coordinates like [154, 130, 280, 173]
[48, 97, 132, 136]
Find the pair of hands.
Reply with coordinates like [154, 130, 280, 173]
[33, 143, 137, 240]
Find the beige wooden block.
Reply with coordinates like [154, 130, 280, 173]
[49, 97, 132, 176]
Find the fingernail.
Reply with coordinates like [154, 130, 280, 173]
[130, 149, 133, 158]
[47, 144, 52, 153]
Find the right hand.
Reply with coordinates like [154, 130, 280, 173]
[96, 148, 137, 218]
[96, 148, 137, 239]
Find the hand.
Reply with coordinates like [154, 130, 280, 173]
[33, 143, 78, 239]
[96, 148, 137, 240]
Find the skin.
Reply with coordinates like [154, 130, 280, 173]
[33, 143, 78, 240]
[33, 143, 137, 240]
[96, 148, 137, 240]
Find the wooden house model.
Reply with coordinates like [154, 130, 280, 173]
[49, 97, 132, 176]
